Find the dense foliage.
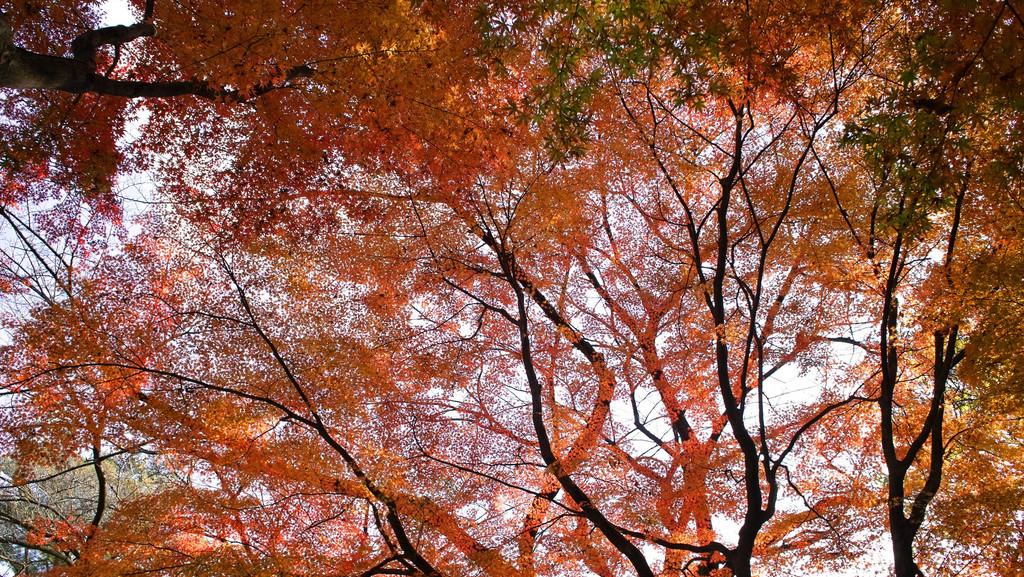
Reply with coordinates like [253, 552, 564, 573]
[0, 1, 1022, 576]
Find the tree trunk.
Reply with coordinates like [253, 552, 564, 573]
[728, 543, 754, 577]
[891, 517, 924, 577]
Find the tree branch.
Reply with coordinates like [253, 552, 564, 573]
[0, 11, 312, 100]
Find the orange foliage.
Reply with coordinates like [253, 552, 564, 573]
[0, 1, 1022, 577]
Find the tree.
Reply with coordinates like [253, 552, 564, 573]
[835, 2, 1024, 574]
[0, 1, 1022, 576]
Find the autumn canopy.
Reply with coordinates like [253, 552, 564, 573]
[0, 0, 1022, 576]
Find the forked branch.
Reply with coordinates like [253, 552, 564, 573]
[0, 11, 312, 99]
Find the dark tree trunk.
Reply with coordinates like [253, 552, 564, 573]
[728, 541, 755, 577]
[891, 516, 924, 577]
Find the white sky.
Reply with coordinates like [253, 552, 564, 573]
[100, 0, 135, 26]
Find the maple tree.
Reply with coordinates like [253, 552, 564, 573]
[0, 0, 1022, 576]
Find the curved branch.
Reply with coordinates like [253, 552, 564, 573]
[87, 444, 107, 536]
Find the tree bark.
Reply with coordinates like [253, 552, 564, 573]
[1, 13, 163, 94]
[891, 516, 925, 577]
[0, 13, 310, 100]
